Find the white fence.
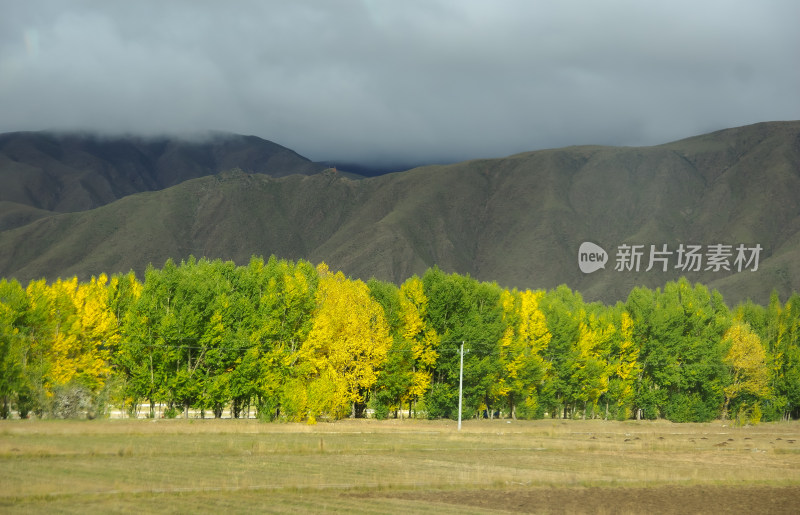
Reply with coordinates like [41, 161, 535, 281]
[108, 404, 256, 419]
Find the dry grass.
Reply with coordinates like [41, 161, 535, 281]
[1, 418, 799, 513]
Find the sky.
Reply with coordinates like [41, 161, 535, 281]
[1, 1, 799, 167]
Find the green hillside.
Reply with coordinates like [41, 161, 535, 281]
[0, 121, 799, 304]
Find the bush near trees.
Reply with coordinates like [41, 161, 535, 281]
[1, 256, 798, 423]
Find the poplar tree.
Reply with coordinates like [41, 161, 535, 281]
[292, 264, 391, 422]
[628, 279, 729, 422]
[399, 277, 440, 414]
[605, 309, 640, 419]
[722, 320, 770, 422]
[499, 289, 551, 419]
[0, 279, 27, 418]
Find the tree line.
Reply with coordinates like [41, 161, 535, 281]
[1, 255, 798, 423]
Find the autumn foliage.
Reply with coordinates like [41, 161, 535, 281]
[1, 256, 799, 423]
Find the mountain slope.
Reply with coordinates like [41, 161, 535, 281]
[0, 131, 326, 217]
[0, 121, 798, 305]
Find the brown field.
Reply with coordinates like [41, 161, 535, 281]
[1, 418, 799, 513]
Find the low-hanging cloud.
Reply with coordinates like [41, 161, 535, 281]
[1, 0, 799, 166]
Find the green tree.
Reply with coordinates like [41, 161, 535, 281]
[367, 278, 413, 419]
[760, 292, 800, 420]
[0, 279, 27, 418]
[422, 268, 505, 419]
[627, 279, 730, 422]
[117, 261, 179, 417]
[539, 285, 583, 418]
[250, 256, 318, 419]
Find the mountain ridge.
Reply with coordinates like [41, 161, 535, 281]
[0, 130, 328, 216]
[1, 121, 799, 305]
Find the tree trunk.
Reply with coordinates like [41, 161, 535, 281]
[721, 396, 731, 421]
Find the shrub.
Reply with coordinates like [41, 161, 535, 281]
[425, 383, 457, 419]
[50, 383, 92, 419]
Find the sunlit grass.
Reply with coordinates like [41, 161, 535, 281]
[2, 418, 799, 513]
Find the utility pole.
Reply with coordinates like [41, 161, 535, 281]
[458, 341, 464, 431]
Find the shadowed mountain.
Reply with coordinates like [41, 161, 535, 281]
[0, 131, 326, 217]
[0, 121, 798, 305]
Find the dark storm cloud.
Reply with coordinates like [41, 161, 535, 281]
[1, 1, 799, 165]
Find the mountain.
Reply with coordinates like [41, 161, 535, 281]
[0, 121, 798, 305]
[0, 131, 326, 219]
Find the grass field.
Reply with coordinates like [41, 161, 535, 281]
[1, 418, 799, 514]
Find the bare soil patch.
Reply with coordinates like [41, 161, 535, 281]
[376, 484, 800, 514]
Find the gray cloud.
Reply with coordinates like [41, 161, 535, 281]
[1, 0, 799, 165]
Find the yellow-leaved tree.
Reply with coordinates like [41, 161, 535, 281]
[293, 263, 392, 422]
[399, 277, 439, 407]
[571, 311, 611, 419]
[21, 276, 117, 417]
[499, 289, 552, 419]
[47, 275, 117, 393]
[609, 311, 640, 419]
[722, 320, 770, 422]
